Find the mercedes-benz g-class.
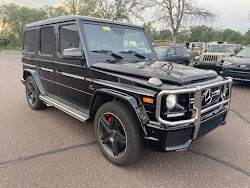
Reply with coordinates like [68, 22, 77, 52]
[21, 16, 232, 166]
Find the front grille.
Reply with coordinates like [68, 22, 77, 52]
[203, 55, 218, 62]
[198, 112, 226, 137]
[190, 85, 222, 109]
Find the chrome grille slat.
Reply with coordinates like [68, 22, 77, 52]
[203, 55, 219, 62]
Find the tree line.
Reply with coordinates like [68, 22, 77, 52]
[144, 23, 250, 46]
[0, 0, 249, 48]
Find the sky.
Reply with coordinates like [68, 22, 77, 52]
[1, 0, 250, 33]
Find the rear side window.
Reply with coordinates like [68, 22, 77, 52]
[182, 47, 188, 54]
[24, 30, 37, 53]
[167, 47, 175, 55]
[59, 24, 82, 55]
[175, 47, 183, 55]
[40, 26, 55, 55]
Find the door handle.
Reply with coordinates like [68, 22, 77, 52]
[55, 70, 62, 75]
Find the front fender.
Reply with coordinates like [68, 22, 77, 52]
[22, 69, 45, 95]
[90, 88, 149, 136]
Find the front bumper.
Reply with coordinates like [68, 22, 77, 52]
[144, 77, 233, 151]
[222, 68, 250, 81]
[194, 61, 224, 72]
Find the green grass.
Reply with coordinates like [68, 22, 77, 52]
[188, 61, 194, 67]
[0, 50, 22, 55]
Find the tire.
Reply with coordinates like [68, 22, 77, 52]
[94, 101, 144, 166]
[25, 76, 46, 110]
[185, 61, 190, 66]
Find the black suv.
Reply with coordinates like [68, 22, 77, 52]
[21, 16, 233, 166]
[154, 46, 191, 65]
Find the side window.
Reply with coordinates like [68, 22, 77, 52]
[182, 47, 188, 54]
[24, 30, 37, 53]
[59, 24, 82, 55]
[175, 47, 183, 55]
[167, 48, 175, 55]
[40, 26, 55, 55]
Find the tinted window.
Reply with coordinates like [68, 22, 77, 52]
[175, 47, 183, 55]
[236, 47, 250, 58]
[24, 30, 37, 53]
[59, 24, 82, 55]
[182, 47, 188, 54]
[167, 48, 175, 55]
[154, 46, 168, 56]
[40, 26, 55, 55]
[83, 24, 152, 54]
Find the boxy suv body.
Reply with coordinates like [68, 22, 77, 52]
[21, 16, 232, 166]
[194, 44, 242, 72]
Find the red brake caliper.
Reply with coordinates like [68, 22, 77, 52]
[108, 116, 113, 123]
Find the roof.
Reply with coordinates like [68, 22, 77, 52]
[26, 15, 144, 29]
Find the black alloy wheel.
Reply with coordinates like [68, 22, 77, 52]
[98, 113, 127, 157]
[94, 101, 143, 166]
[26, 80, 36, 105]
[25, 76, 46, 110]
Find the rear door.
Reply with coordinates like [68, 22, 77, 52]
[55, 22, 89, 107]
[36, 26, 56, 94]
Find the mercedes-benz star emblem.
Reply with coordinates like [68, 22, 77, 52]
[204, 89, 213, 105]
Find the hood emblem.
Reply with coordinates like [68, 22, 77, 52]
[204, 89, 213, 105]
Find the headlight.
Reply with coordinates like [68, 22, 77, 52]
[166, 94, 177, 110]
[223, 61, 232, 66]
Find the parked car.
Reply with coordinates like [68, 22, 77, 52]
[154, 46, 191, 65]
[194, 44, 242, 72]
[222, 45, 250, 81]
[21, 15, 232, 166]
[186, 42, 206, 59]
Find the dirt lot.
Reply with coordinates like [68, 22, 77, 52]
[0, 53, 249, 187]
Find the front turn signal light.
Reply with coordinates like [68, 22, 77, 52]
[143, 97, 154, 104]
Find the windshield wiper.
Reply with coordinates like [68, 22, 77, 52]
[119, 51, 145, 59]
[91, 50, 123, 60]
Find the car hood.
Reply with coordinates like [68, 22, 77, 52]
[227, 56, 250, 65]
[91, 60, 217, 85]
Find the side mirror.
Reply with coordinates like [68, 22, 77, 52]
[63, 48, 83, 59]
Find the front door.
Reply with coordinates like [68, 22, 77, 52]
[55, 23, 89, 107]
[166, 47, 177, 62]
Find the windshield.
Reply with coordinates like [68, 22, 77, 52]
[154, 46, 168, 56]
[236, 47, 250, 58]
[83, 24, 152, 54]
[191, 43, 201, 48]
[208, 45, 234, 52]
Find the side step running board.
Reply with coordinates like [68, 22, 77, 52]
[39, 95, 89, 122]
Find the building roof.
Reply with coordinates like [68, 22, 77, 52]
[26, 15, 143, 29]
